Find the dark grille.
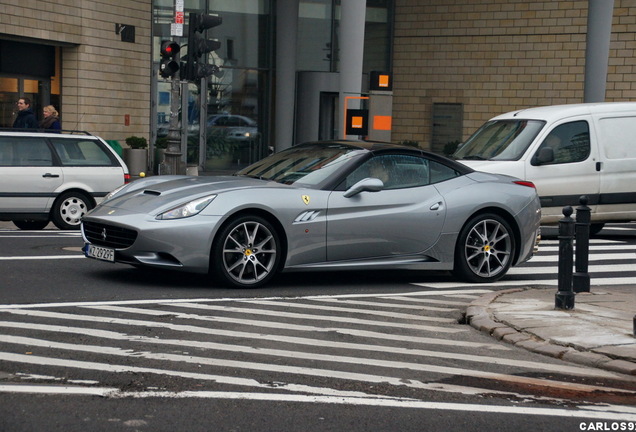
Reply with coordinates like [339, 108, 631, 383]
[82, 221, 138, 248]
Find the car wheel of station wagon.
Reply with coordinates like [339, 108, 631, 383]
[453, 213, 515, 283]
[51, 191, 93, 230]
[212, 215, 281, 288]
[13, 220, 50, 230]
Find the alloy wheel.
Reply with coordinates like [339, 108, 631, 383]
[220, 219, 278, 286]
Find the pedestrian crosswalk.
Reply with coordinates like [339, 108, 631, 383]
[1, 288, 635, 419]
[1, 231, 635, 418]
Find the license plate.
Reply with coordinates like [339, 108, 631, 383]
[85, 244, 115, 262]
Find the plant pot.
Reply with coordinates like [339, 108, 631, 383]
[155, 148, 166, 174]
[123, 148, 148, 176]
[186, 164, 199, 176]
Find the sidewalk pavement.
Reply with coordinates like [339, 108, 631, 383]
[466, 285, 636, 376]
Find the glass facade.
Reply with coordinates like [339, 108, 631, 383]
[151, 0, 392, 172]
[297, 0, 392, 73]
[153, 0, 271, 172]
[0, 44, 61, 129]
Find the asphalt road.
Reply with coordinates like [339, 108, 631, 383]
[1, 222, 635, 432]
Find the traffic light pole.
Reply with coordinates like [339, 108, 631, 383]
[158, 12, 221, 176]
[161, 61, 185, 175]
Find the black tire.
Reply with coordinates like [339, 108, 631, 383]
[13, 219, 50, 230]
[590, 223, 605, 236]
[211, 215, 281, 288]
[51, 191, 93, 230]
[452, 213, 515, 283]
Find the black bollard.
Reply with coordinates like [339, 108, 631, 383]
[573, 196, 591, 293]
[555, 206, 575, 310]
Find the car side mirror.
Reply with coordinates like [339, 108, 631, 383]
[343, 177, 384, 198]
[531, 147, 554, 165]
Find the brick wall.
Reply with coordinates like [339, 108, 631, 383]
[1, 0, 151, 143]
[392, 0, 636, 151]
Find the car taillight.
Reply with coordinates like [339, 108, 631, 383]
[514, 180, 536, 189]
[124, 174, 131, 184]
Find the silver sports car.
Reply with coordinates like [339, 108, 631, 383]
[82, 140, 541, 288]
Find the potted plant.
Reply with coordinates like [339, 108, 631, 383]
[123, 136, 148, 176]
[125, 136, 148, 149]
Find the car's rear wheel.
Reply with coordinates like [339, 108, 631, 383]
[452, 213, 515, 283]
[13, 219, 50, 230]
[51, 191, 93, 230]
[212, 215, 281, 288]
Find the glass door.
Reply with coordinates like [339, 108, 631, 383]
[0, 77, 55, 128]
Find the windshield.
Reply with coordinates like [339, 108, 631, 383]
[454, 119, 545, 161]
[236, 143, 365, 186]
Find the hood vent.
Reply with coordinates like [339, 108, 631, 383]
[143, 189, 162, 196]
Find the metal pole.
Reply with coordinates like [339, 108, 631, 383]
[555, 206, 576, 310]
[161, 57, 185, 176]
[584, 0, 615, 102]
[573, 195, 591, 293]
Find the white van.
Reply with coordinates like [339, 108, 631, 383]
[453, 102, 636, 233]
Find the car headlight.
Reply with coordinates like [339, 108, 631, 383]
[156, 195, 217, 220]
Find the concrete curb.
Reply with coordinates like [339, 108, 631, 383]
[466, 288, 636, 376]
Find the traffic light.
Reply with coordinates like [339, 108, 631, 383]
[159, 40, 180, 79]
[185, 13, 222, 81]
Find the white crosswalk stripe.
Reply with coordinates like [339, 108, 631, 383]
[414, 238, 635, 288]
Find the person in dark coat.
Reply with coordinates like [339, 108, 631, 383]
[40, 105, 62, 131]
[13, 97, 38, 129]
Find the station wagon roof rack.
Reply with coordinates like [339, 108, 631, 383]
[0, 127, 94, 135]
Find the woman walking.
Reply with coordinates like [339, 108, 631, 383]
[40, 105, 61, 131]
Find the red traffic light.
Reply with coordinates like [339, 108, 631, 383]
[160, 40, 180, 57]
[159, 40, 180, 79]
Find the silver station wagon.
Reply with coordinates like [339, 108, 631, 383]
[0, 130, 129, 230]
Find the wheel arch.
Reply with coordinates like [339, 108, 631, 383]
[463, 206, 522, 266]
[210, 207, 289, 269]
[51, 188, 97, 211]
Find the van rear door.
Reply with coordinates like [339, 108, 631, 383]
[594, 115, 636, 222]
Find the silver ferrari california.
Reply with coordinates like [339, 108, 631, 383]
[82, 140, 541, 288]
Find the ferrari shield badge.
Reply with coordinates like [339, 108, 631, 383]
[302, 195, 310, 205]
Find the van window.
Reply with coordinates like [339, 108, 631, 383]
[533, 121, 590, 165]
[50, 138, 115, 166]
[454, 120, 544, 161]
[597, 117, 636, 159]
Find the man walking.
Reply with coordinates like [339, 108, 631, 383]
[13, 97, 38, 129]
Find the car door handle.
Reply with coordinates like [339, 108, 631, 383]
[430, 202, 442, 211]
[42, 173, 60, 178]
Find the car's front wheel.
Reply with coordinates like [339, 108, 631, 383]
[212, 215, 281, 288]
[51, 191, 93, 230]
[452, 213, 515, 283]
